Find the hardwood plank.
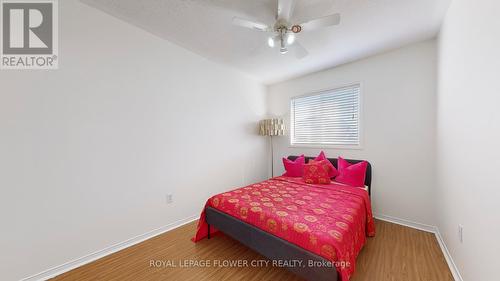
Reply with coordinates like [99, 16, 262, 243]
[51, 220, 453, 281]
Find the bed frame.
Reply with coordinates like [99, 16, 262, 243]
[205, 156, 372, 281]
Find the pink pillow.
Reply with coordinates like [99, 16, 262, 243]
[314, 151, 339, 178]
[335, 157, 368, 187]
[303, 160, 331, 184]
[282, 155, 305, 177]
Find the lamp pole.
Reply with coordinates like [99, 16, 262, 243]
[270, 135, 274, 177]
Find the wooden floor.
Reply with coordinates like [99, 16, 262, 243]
[52, 220, 453, 281]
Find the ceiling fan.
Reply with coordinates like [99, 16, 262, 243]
[232, 0, 341, 58]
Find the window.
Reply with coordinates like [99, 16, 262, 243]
[290, 84, 361, 147]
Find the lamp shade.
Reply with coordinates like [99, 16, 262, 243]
[259, 118, 285, 136]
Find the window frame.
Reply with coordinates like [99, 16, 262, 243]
[289, 82, 364, 150]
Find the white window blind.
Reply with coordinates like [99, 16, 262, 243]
[290, 84, 361, 147]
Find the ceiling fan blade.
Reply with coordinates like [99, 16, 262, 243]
[300, 13, 341, 31]
[290, 41, 309, 59]
[232, 17, 270, 32]
[277, 0, 296, 22]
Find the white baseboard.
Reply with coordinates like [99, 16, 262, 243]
[374, 213, 463, 281]
[21, 215, 199, 281]
[374, 213, 436, 233]
[434, 228, 464, 281]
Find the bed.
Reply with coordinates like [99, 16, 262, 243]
[193, 156, 374, 281]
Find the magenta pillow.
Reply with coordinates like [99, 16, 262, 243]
[282, 155, 305, 177]
[313, 151, 339, 178]
[303, 160, 331, 184]
[335, 157, 368, 187]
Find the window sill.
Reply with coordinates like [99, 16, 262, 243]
[289, 144, 364, 150]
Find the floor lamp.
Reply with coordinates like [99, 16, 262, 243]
[259, 118, 286, 177]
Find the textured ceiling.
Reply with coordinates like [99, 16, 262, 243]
[81, 0, 451, 84]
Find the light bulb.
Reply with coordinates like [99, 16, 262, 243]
[280, 47, 288, 54]
[268, 37, 275, 48]
[287, 33, 295, 45]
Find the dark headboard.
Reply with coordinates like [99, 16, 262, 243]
[287, 155, 372, 196]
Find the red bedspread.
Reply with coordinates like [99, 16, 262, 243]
[192, 177, 375, 281]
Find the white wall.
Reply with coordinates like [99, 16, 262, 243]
[0, 1, 268, 280]
[436, 0, 500, 280]
[267, 40, 437, 226]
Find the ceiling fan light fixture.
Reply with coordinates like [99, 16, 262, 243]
[231, 2, 340, 59]
[267, 37, 275, 48]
